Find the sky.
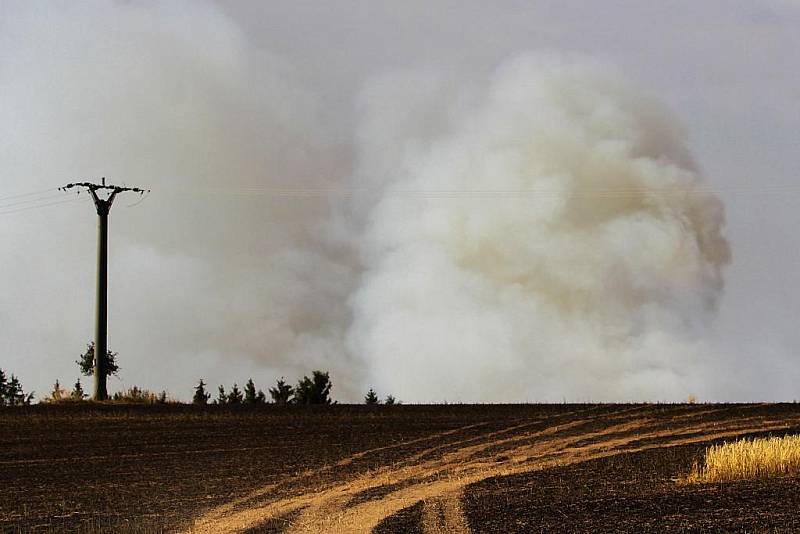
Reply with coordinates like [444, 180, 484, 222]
[1, 1, 799, 402]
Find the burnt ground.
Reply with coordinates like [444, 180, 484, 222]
[463, 435, 800, 533]
[1, 403, 799, 533]
[0, 403, 589, 533]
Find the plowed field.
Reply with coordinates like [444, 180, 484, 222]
[2, 404, 799, 533]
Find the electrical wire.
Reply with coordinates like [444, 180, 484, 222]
[5, 179, 800, 215]
[155, 183, 800, 199]
[0, 192, 70, 210]
[125, 189, 150, 207]
[0, 187, 59, 203]
[0, 195, 88, 216]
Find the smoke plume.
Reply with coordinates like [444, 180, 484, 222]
[347, 55, 730, 402]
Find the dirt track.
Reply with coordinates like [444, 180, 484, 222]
[188, 404, 800, 533]
[2, 404, 799, 533]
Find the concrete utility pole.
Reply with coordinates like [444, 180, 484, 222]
[60, 178, 148, 400]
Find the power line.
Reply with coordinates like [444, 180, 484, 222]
[0, 187, 59, 203]
[7, 181, 798, 207]
[0, 196, 88, 216]
[124, 189, 151, 207]
[0, 192, 70, 210]
[155, 184, 800, 199]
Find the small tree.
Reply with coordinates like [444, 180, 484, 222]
[384, 395, 397, 405]
[77, 342, 119, 377]
[364, 388, 380, 405]
[193, 379, 211, 405]
[216, 385, 227, 405]
[269, 377, 293, 405]
[0, 369, 7, 406]
[71, 379, 87, 400]
[244, 378, 258, 404]
[5, 375, 20, 405]
[47, 380, 68, 402]
[227, 383, 243, 405]
[256, 389, 266, 403]
[157, 390, 168, 404]
[3, 375, 31, 406]
[0, 371, 34, 406]
[294, 371, 333, 405]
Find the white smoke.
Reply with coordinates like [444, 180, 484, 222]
[1, 4, 731, 402]
[0, 1, 362, 397]
[347, 54, 730, 402]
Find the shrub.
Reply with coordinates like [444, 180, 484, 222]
[42, 379, 86, 403]
[684, 435, 800, 483]
[364, 388, 380, 405]
[216, 385, 227, 405]
[71, 379, 87, 400]
[227, 383, 243, 405]
[76, 342, 119, 377]
[269, 378, 293, 405]
[0, 370, 33, 406]
[43, 380, 68, 403]
[294, 371, 332, 405]
[384, 394, 398, 405]
[193, 379, 211, 405]
[244, 378, 265, 405]
[111, 386, 159, 404]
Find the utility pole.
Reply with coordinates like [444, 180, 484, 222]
[60, 178, 148, 400]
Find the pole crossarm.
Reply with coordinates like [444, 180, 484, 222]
[59, 177, 149, 400]
[60, 178, 149, 215]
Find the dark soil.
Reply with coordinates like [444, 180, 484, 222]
[463, 429, 800, 533]
[0, 403, 590, 532]
[1, 403, 799, 533]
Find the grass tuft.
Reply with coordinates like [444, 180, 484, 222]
[684, 434, 800, 484]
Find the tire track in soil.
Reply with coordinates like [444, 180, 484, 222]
[186, 421, 492, 531]
[189, 408, 603, 531]
[187, 405, 798, 534]
[188, 408, 661, 532]
[421, 489, 469, 534]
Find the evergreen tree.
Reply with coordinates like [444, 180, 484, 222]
[193, 379, 211, 405]
[364, 388, 380, 405]
[0, 372, 33, 406]
[71, 379, 87, 400]
[77, 342, 120, 377]
[6, 375, 22, 405]
[244, 378, 258, 404]
[48, 380, 68, 402]
[227, 383, 243, 404]
[0, 369, 7, 406]
[294, 371, 333, 405]
[5, 376, 19, 405]
[157, 390, 168, 404]
[216, 385, 227, 405]
[384, 395, 397, 405]
[269, 377, 293, 404]
[256, 389, 266, 403]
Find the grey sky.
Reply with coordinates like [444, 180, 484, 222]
[1, 1, 798, 401]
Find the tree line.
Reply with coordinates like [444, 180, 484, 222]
[196, 371, 338, 405]
[195, 373, 398, 406]
[1, 343, 400, 406]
